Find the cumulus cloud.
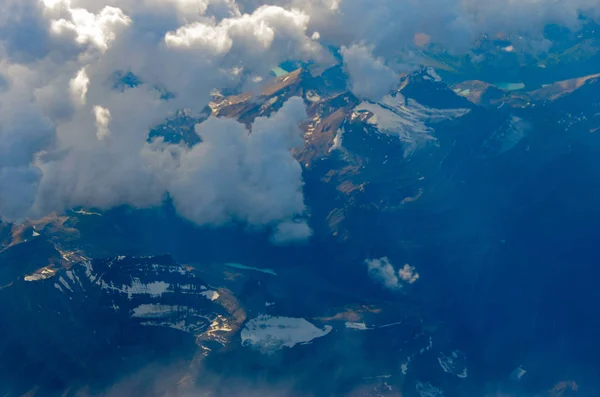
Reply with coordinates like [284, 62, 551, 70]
[93, 105, 111, 140]
[341, 44, 397, 100]
[398, 263, 420, 284]
[366, 257, 419, 290]
[0, 0, 325, 242]
[50, 5, 132, 52]
[70, 67, 89, 105]
[153, 97, 310, 235]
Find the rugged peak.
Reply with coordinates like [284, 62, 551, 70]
[528, 73, 600, 102]
[452, 72, 600, 110]
[398, 68, 474, 109]
[451, 80, 507, 107]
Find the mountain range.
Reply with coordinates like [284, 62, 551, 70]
[1, 57, 599, 396]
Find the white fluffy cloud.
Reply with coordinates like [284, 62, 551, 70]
[366, 257, 419, 290]
[49, 4, 132, 51]
[153, 97, 309, 237]
[0, 0, 324, 242]
[398, 263, 420, 284]
[93, 105, 111, 140]
[0, 0, 599, 242]
[341, 44, 397, 100]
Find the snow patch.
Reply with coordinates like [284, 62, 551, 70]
[354, 94, 469, 157]
[453, 88, 471, 96]
[58, 276, 74, 292]
[438, 350, 468, 378]
[65, 270, 75, 283]
[241, 315, 332, 354]
[416, 381, 444, 397]
[24, 267, 57, 281]
[200, 290, 220, 301]
[100, 278, 170, 299]
[401, 356, 412, 375]
[345, 322, 370, 330]
[329, 127, 345, 152]
[131, 304, 182, 318]
[82, 261, 97, 283]
[305, 90, 321, 102]
[423, 67, 442, 82]
[420, 336, 433, 354]
[179, 284, 203, 293]
[66, 269, 87, 290]
[131, 304, 224, 337]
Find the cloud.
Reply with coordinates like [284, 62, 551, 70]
[0, 0, 325, 242]
[70, 67, 89, 105]
[399, 263, 420, 284]
[154, 97, 310, 236]
[270, 219, 312, 245]
[0, 167, 42, 222]
[366, 257, 419, 290]
[49, 5, 132, 52]
[366, 257, 400, 290]
[93, 105, 111, 140]
[30, 95, 310, 240]
[0, 0, 58, 63]
[341, 44, 397, 100]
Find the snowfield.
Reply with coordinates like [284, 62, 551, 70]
[241, 315, 332, 354]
